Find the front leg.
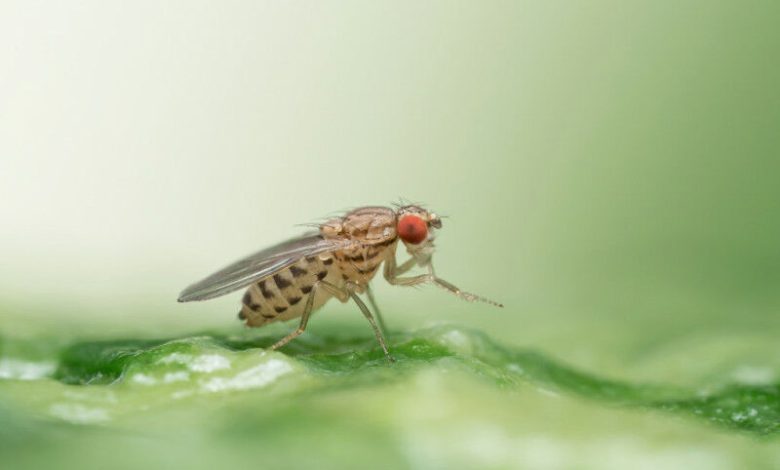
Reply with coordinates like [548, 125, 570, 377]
[383, 252, 503, 307]
[391, 255, 417, 277]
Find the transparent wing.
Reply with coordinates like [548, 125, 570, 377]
[178, 233, 352, 302]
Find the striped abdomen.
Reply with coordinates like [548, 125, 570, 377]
[238, 255, 339, 327]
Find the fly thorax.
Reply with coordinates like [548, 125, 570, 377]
[338, 207, 396, 242]
[319, 206, 399, 285]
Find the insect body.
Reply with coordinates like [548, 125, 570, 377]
[178, 205, 502, 362]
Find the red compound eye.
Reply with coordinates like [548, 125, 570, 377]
[397, 215, 428, 244]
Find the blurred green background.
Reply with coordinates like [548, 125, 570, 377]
[1, 1, 779, 469]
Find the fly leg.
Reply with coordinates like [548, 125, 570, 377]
[356, 256, 416, 337]
[383, 253, 503, 307]
[319, 280, 395, 363]
[270, 282, 319, 351]
[392, 256, 418, 277]
[365, 284, 389, 335]
[350, 292, 394, 362]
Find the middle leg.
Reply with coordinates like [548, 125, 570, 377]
[319, 280, 395, 363]
[365, 284, 389, 335]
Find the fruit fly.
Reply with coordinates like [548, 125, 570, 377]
[178, 204, 502, 362]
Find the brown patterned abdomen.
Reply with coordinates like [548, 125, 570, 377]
[238, 255, 340, 327]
